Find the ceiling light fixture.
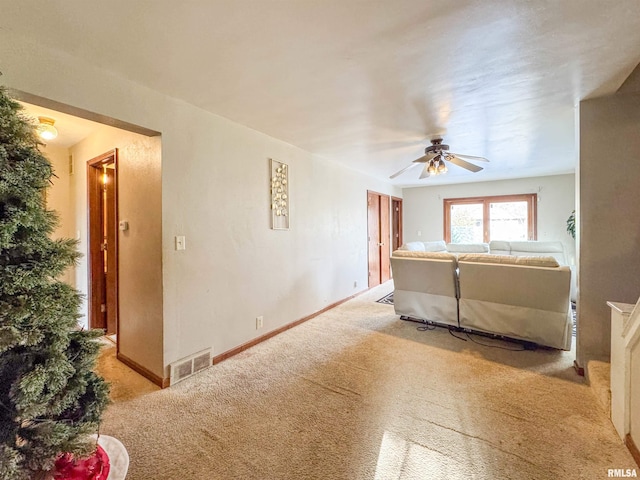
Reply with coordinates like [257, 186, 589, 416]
[427, 155, 448, 176]
[37, 116, 58, 141]
[390, 138, 488, 180]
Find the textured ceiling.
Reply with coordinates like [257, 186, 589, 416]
[19, 103, 106, 149]
[3, 1, 640, 186]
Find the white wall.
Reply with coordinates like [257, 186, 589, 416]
[629, 342, 640, 446]
[402, 174, 576, 261]
[579, 92, 640, 366]
[44, 144, 74, 285]
[631, 342, 640, 448]
[69, 127, 163, 379]
[159, 102, 399, 373]
[1, 33, 400, 381]
[44, 144, 72, 240]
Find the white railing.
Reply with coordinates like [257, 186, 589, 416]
[609, 299, 640, 445]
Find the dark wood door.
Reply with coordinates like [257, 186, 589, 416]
[87, 150, 118, 335]
[380, 195, 391, 282]
[104, 167, 118, 335]
[367, 191, 392, 287]
[367, 192, 381, 288]
[392, 197, 403, 251]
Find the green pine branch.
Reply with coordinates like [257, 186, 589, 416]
[0, 87, 110, 479]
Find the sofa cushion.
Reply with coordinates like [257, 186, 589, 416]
[401, 241, 426, 251]
[421, 240, 447, 252]
[508, 241, 567, 264]
[488, 240, 511, 255]
[508, 240, 564, 254]
[458, 253, 514, 264]
[400, 240, 447, 252]
[514, 256, 560, 267]
[446, 243, 489, 253]
[392, 250, 457, 261]
[458, 253, 559, 268]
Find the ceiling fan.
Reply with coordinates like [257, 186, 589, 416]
[389, 138, 489, 179]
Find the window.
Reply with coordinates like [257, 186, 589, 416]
[444, 194, 537, 243]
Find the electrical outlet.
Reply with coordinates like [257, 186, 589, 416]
[354, 281, 358, 288]
[256, 316, 263, 329]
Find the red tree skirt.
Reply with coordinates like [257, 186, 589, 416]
[53, 444, 111, 480]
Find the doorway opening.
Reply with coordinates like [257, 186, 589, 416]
[87, 149, 119, 337]
[368, 191, 396, 288]
[391, 197, 403, 251]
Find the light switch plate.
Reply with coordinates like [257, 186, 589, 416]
[175, 235, 186, 251]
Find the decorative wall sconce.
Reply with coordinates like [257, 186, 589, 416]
[270, 159, 289, 230]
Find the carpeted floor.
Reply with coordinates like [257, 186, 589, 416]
[376, 292, 394, 305]
[97, 283, 635, 479]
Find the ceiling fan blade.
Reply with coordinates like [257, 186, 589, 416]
[449, 152, 489, 162]
[389, 162, 420, 179]
[418, 163, 431, 179]
[412, 152, 438, 163]
[390, 151, 438, 179]
[447, 155, 484, 173]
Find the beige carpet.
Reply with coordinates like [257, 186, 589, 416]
[97, 283, 636, 479]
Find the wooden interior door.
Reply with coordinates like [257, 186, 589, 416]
[367, 191, 392, 287]
[87, 150, 118, 334]
[367, 192, 381, 288]
[392, 197, 403, 251]
[104, 166, 118, 334]
[380, 195, 391, 282]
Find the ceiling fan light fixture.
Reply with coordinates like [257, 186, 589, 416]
[389, 138, 488, 180]
[37, 116, 58, 141]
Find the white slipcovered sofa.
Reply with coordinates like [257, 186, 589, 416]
[399, 239, 576, 301]
[489, 240, 576, 301]
[389, 251, 459, 328]
[457, 253, 572, 350]
[390, 250, 573, 350]
[400, 240, 489, 254]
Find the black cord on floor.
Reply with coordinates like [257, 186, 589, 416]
[417, 323, 436, 331]
[463, 331, 527, 351]
[445, 326, 527, 351]
[407, 317, 531, 351]
[448, 327, 467, 341]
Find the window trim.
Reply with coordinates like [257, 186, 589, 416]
[443, 193, 537, 243]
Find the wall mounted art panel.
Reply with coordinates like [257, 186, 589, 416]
[270, 159, 289, 230]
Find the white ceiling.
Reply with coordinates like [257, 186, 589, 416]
[4, 1, 640, 186]
[19, 102, 106, 149]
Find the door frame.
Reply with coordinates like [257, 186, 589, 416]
[367, 191, 394, 287]
[87, 149, 119, 334]
[391, 196, 403, 251]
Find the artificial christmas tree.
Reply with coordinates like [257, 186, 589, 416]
[0, 88, 110, 480]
